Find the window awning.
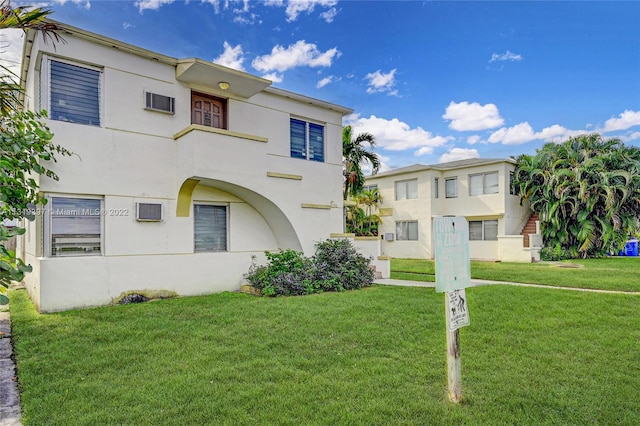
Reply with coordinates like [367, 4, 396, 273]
[176, 58, 271, 98]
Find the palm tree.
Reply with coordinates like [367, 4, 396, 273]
[1, 0, 61, 115]
[514, 133, 640, 258]
[342, 125, 381, 200]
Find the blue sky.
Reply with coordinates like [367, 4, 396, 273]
[2, 0, 640, 171]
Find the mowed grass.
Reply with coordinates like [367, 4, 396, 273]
[392, 257, 640, 292]
[10, 284, 640, 425]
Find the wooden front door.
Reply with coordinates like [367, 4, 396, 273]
[192, 93, 224, 128]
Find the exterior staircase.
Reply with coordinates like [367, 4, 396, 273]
[520, 213, 539, 248]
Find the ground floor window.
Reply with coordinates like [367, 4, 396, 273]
[396, 221, 418, 241]
[469, 220, 498, 241]
[194, 204, 228, 252]
[47, 196, 103, 257]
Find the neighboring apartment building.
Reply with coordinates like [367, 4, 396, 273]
[17, 22, 351, 312]
[365, 158, 541, 262]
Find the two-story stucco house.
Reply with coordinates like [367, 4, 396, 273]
[16, 22, 352, 312]
[365, 158, 541, 262]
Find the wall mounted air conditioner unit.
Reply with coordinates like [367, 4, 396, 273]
[136, 203, 163, 222]
[145, 92, 175, 114]
[384, 233, 395, 241]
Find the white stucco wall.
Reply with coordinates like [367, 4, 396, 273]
[20, 28, 349, 311]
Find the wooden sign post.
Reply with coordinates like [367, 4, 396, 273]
[433, 216, 471, 403]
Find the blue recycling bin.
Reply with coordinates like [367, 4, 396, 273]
[625, 239, 638, 256]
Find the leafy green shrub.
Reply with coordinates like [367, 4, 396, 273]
[312, 239, 374, 291]
[244, 239, 374, 297]
[540, 244, 572, 261]
[244, 250, 314, 296]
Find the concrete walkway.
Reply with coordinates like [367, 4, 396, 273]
[0, 310, 21, 426]
[374, 278, 640, 295]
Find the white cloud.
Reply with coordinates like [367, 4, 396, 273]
[320, 7, 338, 23]
[623, 131, 640, 142]
[251, 40, 340, 73]
[443, 101, 504, 131]
[365, 69, 397, 95]
[488, 122, 579, 145]
[438, 148, 480, 163]
[285, 0, 338, 22]
[0, 29, 24, 77]
[213, 41, 246, 71]
[490, 50, 523, 63]
[602, 110, 640, 132]
[467, 135, 481, 145]
[134, 0, 173, 13]
[122, 22, 135, 30]
[53, 0, 91, 10]
[488, 122, 536, 145]
[345, 114, 452, 155]
[316, 75, 333, 88]
[260, 72, 282, 83]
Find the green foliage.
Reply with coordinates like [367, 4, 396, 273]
[514, 133, 640, 258]
[539, 244, 572, 261]
[346, 188, 382, 236]
[0, 110, 73, 304]
[244, 239, 374, 296]
[343, 125, 380, 200]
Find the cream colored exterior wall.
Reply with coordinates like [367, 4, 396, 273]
[369, 161, 531, 262]
[19, 27, 349, 312]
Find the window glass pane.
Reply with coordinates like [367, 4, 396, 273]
[407, 179, 418, 199]
[50, 197, 101, 256]
[484, 220, 498, 240]
[469, 221, 483, 241]
[194, 205, 227, 252]
[395, 181, 407, 200]
[290, 119, 306, 159]
[485, 172, 499, 194]
[469, 174, 483, 196]
[308, 123, 324, 162]
[50, 60, 100, 126]
[445, 178, 457, 198]
[396, 221, 405, 240]
[434, 178, 439, 199]
[407, 221, 418, 240]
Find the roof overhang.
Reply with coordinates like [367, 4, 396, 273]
[176, 58, 271, 99]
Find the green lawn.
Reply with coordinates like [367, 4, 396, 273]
[10, 284, 640, 425]
[392, 257, 640, 292]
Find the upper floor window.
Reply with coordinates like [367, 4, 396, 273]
[395, 179, 418, 200]
[48, 59, 101, 126]
[46, 196, 103, 257]
[445, 177, 458, 198]
[434, 178, 439, 199]
[363, 184, 378, 192]
[290, 118, 324, 162]
[469, 220, 498, 241]
[469, 171, 499, 195]
[192, 92, 226, 129]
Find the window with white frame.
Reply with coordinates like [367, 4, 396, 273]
[290, 118, 324, 162]
[46, 196, 103, 257]
[395, 179, 418, 200]
[46, 58, 101, 126]
[469, 220, 498, 241]
[469, 171, 499, 196]
[434, 178, 439, 199]
[194, 204, 228, 252]
[445, 177, 458, 198]
[396, 221, 418, 241]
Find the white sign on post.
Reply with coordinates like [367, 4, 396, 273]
[433, 216, 471, 293]
[447, 289, 470, 332]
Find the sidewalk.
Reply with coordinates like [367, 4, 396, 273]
[0, 310, 21, 426]
[374, 278, 640, 295]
